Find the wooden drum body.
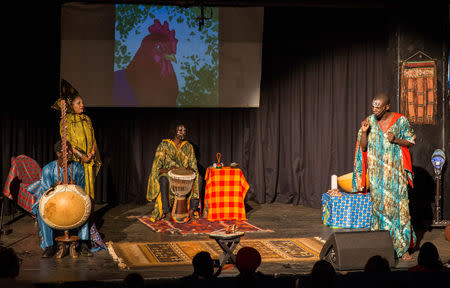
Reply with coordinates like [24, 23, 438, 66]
[38, 184, 92, 230]
[168, 168, 196, 223]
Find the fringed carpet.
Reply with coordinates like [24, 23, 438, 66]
[107, 237, 325, 268]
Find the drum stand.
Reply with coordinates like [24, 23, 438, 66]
[431, 173, 450, 227]
[55, 230, 80, 258]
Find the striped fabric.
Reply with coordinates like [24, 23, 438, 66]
[2, 155, 41, 214]
[205, 167, 249, 221]
[400, 61, 437, 125]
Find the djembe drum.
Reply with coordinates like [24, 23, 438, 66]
[168, 168, 196, 223]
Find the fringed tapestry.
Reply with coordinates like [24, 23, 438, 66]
[400, 61, 437, 125]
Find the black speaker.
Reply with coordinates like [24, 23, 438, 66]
[319, 230, 395, 270]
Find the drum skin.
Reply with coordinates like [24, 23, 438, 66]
[168, 168, 196, 196]
[39, 184, 91, 230]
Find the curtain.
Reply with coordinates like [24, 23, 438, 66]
[1, 7, 388, 208]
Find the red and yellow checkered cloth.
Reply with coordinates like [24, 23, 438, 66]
[205, 167, 249, 221]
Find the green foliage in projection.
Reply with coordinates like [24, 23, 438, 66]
[115, 5, 152, 70]
[114, 5, 219, 107]
[176, 7, 218, 107]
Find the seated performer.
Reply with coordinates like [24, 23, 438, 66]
[146, 123, 200, 221]
[31, 140, 92, 258]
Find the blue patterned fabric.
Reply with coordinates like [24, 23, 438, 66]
[322, 192, 372, 228]
[28, 161, 85, 216]
[27, 160, 107, 251]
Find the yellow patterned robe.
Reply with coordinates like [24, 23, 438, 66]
[146, 139, 199, 221]
[60, 113, 101, 199]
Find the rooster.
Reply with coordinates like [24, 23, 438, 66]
[114, 19, 179, 107]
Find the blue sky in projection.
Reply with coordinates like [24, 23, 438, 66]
[115, 5, 217, 90]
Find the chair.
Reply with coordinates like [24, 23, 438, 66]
[2, 155, 42, 214]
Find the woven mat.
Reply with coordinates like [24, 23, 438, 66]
[107, 237, 325, 269]
[138, 217, 274, 235]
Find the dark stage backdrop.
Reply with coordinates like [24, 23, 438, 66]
[1, 7, 389, 209]
[4, 6, 449, 220]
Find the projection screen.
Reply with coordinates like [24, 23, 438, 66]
[60, 3, 263, 107]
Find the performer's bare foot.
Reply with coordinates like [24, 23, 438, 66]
[401, 252, 412, 261]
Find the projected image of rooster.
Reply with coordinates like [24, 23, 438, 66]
[113, 5, 219, 107]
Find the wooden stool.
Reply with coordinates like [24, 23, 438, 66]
[209, 231, 245, 268]
[55, 230, 79, 259]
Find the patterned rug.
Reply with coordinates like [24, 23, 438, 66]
[107, 237, 325, 268]
[138, 217, 274, 235]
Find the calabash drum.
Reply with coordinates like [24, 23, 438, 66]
[168, 168, 196, 223]
[39, 184, 92, 230]
[337, 172, 370, 193]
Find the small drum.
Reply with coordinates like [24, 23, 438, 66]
[168, 168, 196, 222]
[39, 184, 92, 230]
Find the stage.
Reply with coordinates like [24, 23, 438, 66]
[1, 201, 449, 286]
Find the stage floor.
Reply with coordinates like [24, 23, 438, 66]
[1, 201, 449, 284]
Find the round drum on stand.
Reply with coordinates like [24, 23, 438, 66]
[168, 168, 196, 223]
[39, 184, 92, 258]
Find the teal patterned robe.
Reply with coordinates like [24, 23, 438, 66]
[352, 113, 416, 258]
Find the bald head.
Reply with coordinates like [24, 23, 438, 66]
[372, 93, 391, 119]
[373, 93, 390, 106]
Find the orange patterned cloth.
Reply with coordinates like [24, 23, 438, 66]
[205, 167, 249, 221]
[400, 61, 437, 124]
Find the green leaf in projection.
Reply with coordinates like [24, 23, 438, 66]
[177, 60, 219, 107]
[115, 4, 155, 70]
[114, 39, 132, 70]
[174, 6, 219, 107]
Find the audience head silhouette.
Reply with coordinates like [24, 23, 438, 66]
[417, 242, 442, 270]
[192, 251, 214, 279]
[236, 247, 262, 276]
[0, 246, 20, 279]
[364, 255, 391, 272]
[123, 272, 145, 288]
[311, 260, 335, 288]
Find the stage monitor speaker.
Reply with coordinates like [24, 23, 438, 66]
[319, 230, 395, 270]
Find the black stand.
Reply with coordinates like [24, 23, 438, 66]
[431, 174, 450, 227]
[0, 195, 13, 244]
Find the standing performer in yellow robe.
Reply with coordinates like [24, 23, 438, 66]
[52, 79, 102, 200]
[146, 124, 200, 221]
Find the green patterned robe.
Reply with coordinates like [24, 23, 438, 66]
[146, 139, 199, 221]
[352, 113, 416, 258]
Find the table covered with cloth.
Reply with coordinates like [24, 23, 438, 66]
[321, 192, 372, 228]
[205, 167, 249, 221]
